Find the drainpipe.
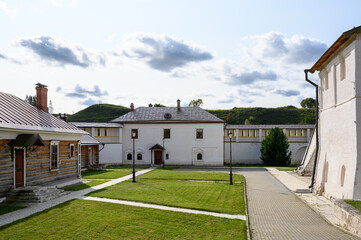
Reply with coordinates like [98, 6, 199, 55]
[304, 69, 319, 189]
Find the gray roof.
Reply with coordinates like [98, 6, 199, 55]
[0, 92, 86, 135]
[71, 122, 123, 128]
[80, 135, 101, 145]
[111, 107, 225, 123]
[226, 124, 315, 129]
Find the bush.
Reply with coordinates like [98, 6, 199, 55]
[260, 127, 291, 166]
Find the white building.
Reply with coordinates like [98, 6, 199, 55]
[110, 100, 225, 166]
[71, 122, 123, 165]
[225, 125, 314, 165]
[307, 26, 361, 199]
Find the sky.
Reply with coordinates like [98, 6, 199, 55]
[1, 0, 361, 114]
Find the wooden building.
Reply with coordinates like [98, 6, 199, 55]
[79, 135, 101, 169]
[0, 83, 86, 198]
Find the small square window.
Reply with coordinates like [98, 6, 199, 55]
[131, 129, 138, 139]
[164, 129, 170, 139]
[137, 153, 142, 160]
[197, 153, 203, 160]
[196, 129, 203, 139]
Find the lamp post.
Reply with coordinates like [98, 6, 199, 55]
[162, 138, 165, 169]
[229, 131, 233, 185]
[132, 130, 136, 183]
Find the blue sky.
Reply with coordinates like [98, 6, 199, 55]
[1, 0, 360, 113]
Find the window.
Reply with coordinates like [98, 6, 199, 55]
[105, 128, 107, 136]
[166, 153, 169, 160]
[196, 129, 203, 139]
[69, 144, 74, 158]
[50, 141, 59, 169]
[97, 128, 100, 136]
[131, 129, 138, 139]
[164, 129, 171, 139]
[137, 153, 142, 160]
[197, 153, 203, 160]
[127, 153, 132, 160]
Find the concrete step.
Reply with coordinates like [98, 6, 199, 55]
[5, 187, 68, 203]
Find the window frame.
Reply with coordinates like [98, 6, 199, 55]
[50, 141, 59, 169]
[163, 129, 171, 139]
[196, 128, 203, 139]
[69, 143, 75, 158]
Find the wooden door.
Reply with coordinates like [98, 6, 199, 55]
[15, 149, 24, 188]
[88, 147, 92, 167]
[154, 151, 162, 164]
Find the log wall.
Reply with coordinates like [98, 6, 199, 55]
[0, 140, 79, 197]
[81, 145, 99, 168]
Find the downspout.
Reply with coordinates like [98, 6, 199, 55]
[223, 124, 226, 166]
[304, 69, 319, 189]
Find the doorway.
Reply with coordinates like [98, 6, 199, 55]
[154, 151, 162, 164]
[15, 148, 25, 188]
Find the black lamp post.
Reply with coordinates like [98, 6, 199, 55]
[229, 131, 233, 185]
[132, 130, 136, 183]
[162, 138, 165, 169]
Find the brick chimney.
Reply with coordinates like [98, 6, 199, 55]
[35, 83, 48, 112]
[177, 99, 181, 111]
[130, 103, 134, 111]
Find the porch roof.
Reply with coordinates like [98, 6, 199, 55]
[149, 144, 165, 150]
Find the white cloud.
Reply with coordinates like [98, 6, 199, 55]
[0, 1, 16, 17]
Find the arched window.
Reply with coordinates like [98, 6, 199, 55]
[127, 153, 132, 160]
[137, 153, 142, 160]
[197, 153, 202, 160]
[341, 165, 346, 187]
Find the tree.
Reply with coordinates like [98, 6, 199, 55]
[154, 103, 166, 107]
[189, 99, 203, 107]
[300, 98, 316, 108]
[25, 95, 36, 106]
[244, 119, 251, 125]
[260, 127, 291, 166]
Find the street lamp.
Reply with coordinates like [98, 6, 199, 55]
[132, 130, 136, 183]
[229, 131, 233, 185]
[162, 137, 165, 169]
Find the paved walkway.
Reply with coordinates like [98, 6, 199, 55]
[242, 168, 359, 240]
[83, 196, 246, 220]
[0, 167, 156, 227]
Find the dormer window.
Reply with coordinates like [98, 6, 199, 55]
[164, 113, 172, 119]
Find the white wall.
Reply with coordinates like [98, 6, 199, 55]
[314, 37, 358, 199]
[121, 123, 224, 166]
[99, 143, 123, 164]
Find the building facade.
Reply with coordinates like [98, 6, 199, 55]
[224, 125, 314, 165]
[308, 26, 361, 199]
[0, 84, 86, 198]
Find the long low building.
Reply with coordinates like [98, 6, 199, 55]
[224, 124, 314, 165]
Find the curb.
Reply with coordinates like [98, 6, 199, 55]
[244, 177, 252, 240]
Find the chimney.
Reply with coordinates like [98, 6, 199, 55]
[130, 103, 134, 111]
[177, 99, 181, 111]
[35, 83, 48, 112]
[148, 103, 153, 107]
[58, 113, 68, 122]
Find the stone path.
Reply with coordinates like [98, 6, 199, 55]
[83, 196, 246, 220]
[0, 167, 156, 227]
[242, 168, 359, 240]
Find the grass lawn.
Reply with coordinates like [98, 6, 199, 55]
[275, 167, 296, 171]
[89, 179, 245, 214]
[138, 168, 244, 181]
[82, 167, 145, 179]
[0, 205, 26, 215]
[63, 180, 109, 191]
[106, 166, 148, 170]
[345, 200, 361, 211]
[0, 200, 247, 240]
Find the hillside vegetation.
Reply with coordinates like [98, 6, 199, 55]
[68, 104, 130, 122]
[68, 104, 315, 125]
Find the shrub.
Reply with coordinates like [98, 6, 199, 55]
[260, 127, 291, 166]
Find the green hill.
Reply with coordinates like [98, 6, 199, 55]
[207, 106, 315, 125]
[68, 104, 315, 124]
[68, 104, 130, 122]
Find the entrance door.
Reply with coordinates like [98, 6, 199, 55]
[15, 149, 24, 188]
[154, 151, 162, 164]
[88, 147, 92, 167]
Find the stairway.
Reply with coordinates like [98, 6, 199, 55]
[6, 186, 68, 203]
[296, 131, 316, 176]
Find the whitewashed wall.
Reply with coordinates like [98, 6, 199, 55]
[121, 123, 224, 166]
[314, 37, 359, 199]
[99, 143, 123, 164]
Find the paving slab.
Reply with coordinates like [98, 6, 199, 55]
[243, 168, 359, 240]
